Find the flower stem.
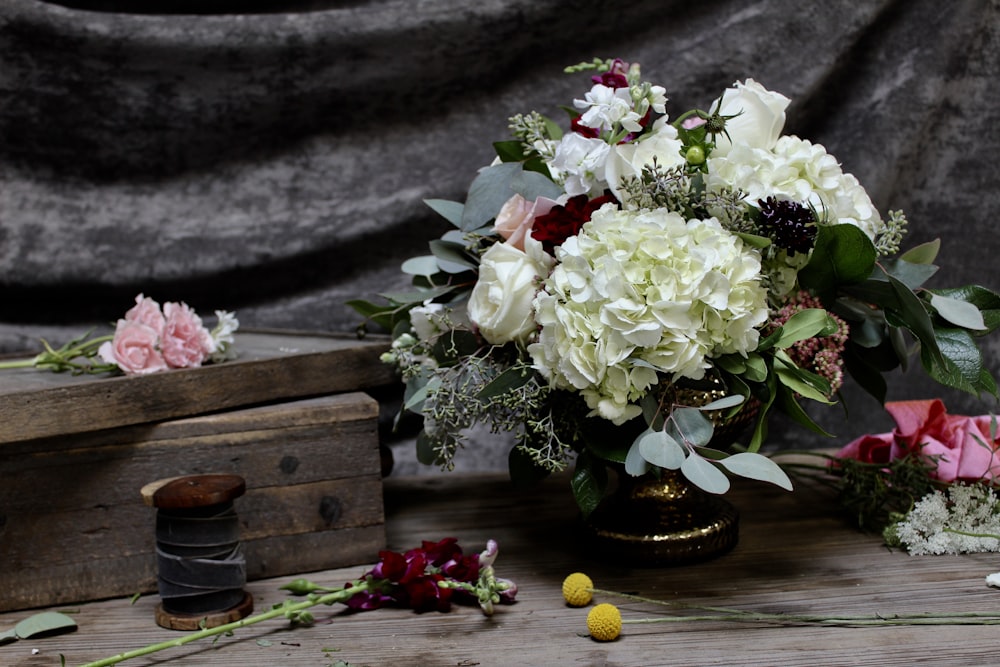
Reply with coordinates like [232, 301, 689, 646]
[77, 582, 369, 667]
[623, 610, 1000, 627]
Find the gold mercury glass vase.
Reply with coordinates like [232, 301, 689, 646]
[584, 379, 759, 566]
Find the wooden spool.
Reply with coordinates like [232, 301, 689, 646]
[142, 474, 254, 630]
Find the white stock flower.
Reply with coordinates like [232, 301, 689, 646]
[528, 205, 768, 424]
[467, 239, 554, 345]
[549, 133, 612, 196]
[574, 83, 644, 133]
[209, 310, 240, 362]
[711, 79, 790, 158]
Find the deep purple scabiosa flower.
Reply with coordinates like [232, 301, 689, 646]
[757, 196, 817, 256]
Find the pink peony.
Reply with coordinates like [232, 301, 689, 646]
[835, 399, 1000, 483]
[98, 319, 168, 375]
[160, 301, 214, 369]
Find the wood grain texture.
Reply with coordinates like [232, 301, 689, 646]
[0, 393, 385, 612]
[0, 330, 394, 443]
[6, 469, 1000, 666]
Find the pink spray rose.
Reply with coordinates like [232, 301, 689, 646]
[98, 319, 169, 375]
[160, 301, 215, 369]
[835, 399, 1000, 483]
[494, 194, 564, 251]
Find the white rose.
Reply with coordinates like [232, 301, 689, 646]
[605, 118, 686, 202]
[468, 242, 554, 345]
[711, 79, 790, 158]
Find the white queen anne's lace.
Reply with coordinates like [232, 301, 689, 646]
[528, 204, 769, 424]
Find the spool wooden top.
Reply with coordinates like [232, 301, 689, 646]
[141, 474, 246, 509]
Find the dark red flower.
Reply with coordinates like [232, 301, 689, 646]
[570, 115, 600, 138]
[531, 193, 618, 254]
[592, 59, 630, 88]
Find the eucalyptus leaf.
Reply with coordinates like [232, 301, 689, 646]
[401, 255, 441, 277]
[879, 257, 939, 289]
[636, 429, 685, 470]
[510, 167, 565, 201]
[429, 240, 478, 274]
[681, 454, 731, 494]
[423, 198, 465, 227]
[14, 611, 77, 640]
[415, 430, 440, 465]
[625, 436, 653, 476]
[671, 407, 715, 446]
[930, 293, 987, 330]
[461, 162, 521, 231]
[717, 452, 793, 490]
[0, 628, 17, 646]
[931, 285, 1000, 333]
[698, 394, 746, 411]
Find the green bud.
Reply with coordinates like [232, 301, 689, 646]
[685, 145, 706, 166]
[280, 578, 321, 595]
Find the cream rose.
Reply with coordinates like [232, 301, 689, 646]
[710, 79, 790, 158]
[467, 240, 553, 345]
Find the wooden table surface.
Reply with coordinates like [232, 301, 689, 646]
[5, 469, 1000, 667]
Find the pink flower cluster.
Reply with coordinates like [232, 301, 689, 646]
[771, 290, 849, 395]
[835, 399, 1000, 483]
[98, 294, 216, 375]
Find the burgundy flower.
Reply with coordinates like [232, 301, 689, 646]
[411, 537, 462, 568]
[592, 58, 629, 88]
[531, 193, 617, 254]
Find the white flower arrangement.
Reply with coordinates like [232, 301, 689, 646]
[351, 58, 999, 516]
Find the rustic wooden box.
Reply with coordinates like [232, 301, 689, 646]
[0, 331, 396, 612]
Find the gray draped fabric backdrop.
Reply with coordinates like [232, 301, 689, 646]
[2, 0, 999, 469]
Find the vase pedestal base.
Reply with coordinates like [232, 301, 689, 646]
[584, 472, 739, 566]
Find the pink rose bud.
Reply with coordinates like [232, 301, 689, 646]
[682, 116, 707, 130]
[160, 301, 214, 368]
[98, 319, 168, 375]
[494, 194, 564, 252]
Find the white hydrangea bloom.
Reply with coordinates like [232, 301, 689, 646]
[528, 205, 769, 424]
[892, 485, 1000, 555]
[705, 136, 885, 240]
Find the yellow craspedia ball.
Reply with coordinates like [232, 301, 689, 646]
[562, 572, 594, 607]
[587, 603, 622, 641]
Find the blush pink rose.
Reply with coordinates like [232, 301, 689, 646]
[835, 399, 1000, 483]
[494, 194, 564, 251]
[160, 301, 214, 368]
[123, 293, 165, 331]
[98, 319, 168, 375]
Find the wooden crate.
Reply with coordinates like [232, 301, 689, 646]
[0, 392, 386, 612]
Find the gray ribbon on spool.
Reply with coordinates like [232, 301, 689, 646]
[154, 503, 247, 614]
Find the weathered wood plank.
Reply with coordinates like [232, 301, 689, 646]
[0, 393, 385, 613]
[0, 330, 395, 443]
[5, 469, 1000, 666]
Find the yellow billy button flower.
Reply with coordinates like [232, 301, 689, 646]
[587, 603, 622, 641]
[562, 572, 594, 607]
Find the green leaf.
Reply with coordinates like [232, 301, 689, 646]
[423, 199, 465, 227]
[734, 232, 772, 249]
[798, 224, 877, 295]
[681, 453, 731, 494]
[636, 429, 685, 470]
[493, 139, 527, 162]
[742, 353, 769, 382]
[931, 285, 1000, 333]
[401, 255, 441, 277]
[887, 274, 945, 368]
[717, 452, 793, 490]
[510, 167, 564, 201]
[774, 351, 834, 404]
[14, 612, 77, 640]
[776, 383, 835, 436]
[899, 238, 940, 264]
[0, 628, 18, 646]
[478, 365, 535, 400]
[460, 163, 562, 231]
[921, 327, 999, 398]
[508, 447, 551, 488]
[571, 453, 608, 518]
[878, 257, 938, 290]
[930, 293, 987, 330]
[774, 308, 836, 348]
[625, 436, 652, 476]
[843, 345, 889, 404]
[415, 430, 439, 465]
